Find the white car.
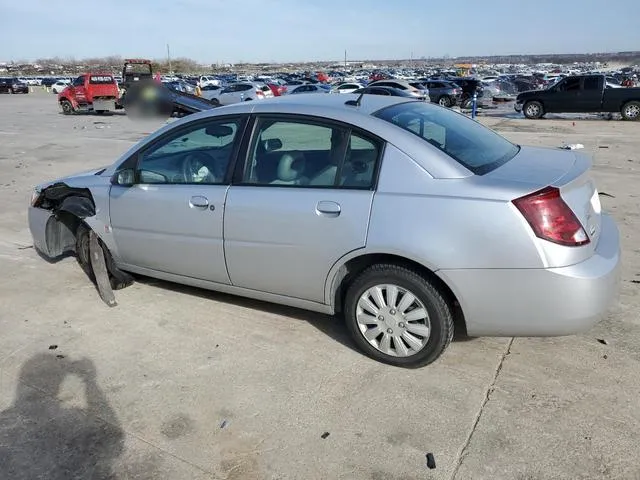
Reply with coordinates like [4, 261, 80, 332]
[201, 84, 224, 101]
[216, 82, 273, 106]
[333, 82, 363, 94]
[51, 80, 70, 94]
[199, 76, 220, 88]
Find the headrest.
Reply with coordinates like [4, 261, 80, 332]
[277, 151, 305, 182]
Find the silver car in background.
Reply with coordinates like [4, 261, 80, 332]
[28, 94, 620, 367]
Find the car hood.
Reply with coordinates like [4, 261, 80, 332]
[516, 89, 545, 101]
[37, 166, 109, 190]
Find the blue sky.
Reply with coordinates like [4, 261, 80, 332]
[1, 0, 639, 63]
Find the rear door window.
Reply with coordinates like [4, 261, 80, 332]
[583, 76, 601, 91]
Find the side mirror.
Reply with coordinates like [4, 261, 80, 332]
[111, 168, 135, 186]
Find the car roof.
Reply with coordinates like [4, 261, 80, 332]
[245, 91, 414, 115]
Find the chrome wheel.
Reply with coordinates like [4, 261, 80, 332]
[525, 103, 541, 117]
[356, 284, 431, 357]
[623, 103, 640, 119]
[438, 96, 451, 107]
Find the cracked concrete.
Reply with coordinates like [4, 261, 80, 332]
[1, 92, 639, 479]
[451, 338, 514, 480]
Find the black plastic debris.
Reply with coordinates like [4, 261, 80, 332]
[220, 420, 228, 429]
[321, 432, 330, 439]
[56, 354, 65, 359]
[630, 280, 640, 284]
[603, 355, 608, 359]
[599, 192, 615, 198]
[426, 453, 436, 469]
[598, 146, 609, 149]
[48, 345, 58, 350]
[597, 338, 608, 345]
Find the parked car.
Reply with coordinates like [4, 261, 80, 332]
[333, 82, 364, 94]
[216, 82, 274, 106]
[27, 94, 620, 367]
[417, 80, 462, 107]
[51, 80, 70, 94]
[201, 84, 224, 101]
[41, 78, 59, 87]
[267, 83, 287, 96]
[352, 86, 420, 98]
[0, 77, 29, 94]
[515, 74, 640, 120]
[288, 84, 331, 95]
[444, 77, 484, 106]
[164, 80, 197, 95]
[368, 80, 428, 100]
[199, 76, 220, 87]
[58, 74, 120, 114]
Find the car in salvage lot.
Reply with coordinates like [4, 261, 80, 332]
[0, 77, 29, 94]
[28, 94, 621, 367]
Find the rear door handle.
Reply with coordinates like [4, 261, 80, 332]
[189, 195, 209, 208]
[316, 201, 341, 217]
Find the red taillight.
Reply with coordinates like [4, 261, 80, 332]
[512, 187, 589, 247]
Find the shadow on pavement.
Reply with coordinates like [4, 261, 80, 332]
[0, 353, 125, 479]
[135, 276, 478, 354]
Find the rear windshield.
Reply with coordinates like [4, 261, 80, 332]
[89, 75, 115, 84]
[373, 102, 519, 175]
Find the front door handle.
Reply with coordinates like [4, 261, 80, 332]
[189, 195, 209, 208]
[316, 201, 341, 217]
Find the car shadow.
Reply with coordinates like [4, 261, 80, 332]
[0, 353, 125, 479]
[133, 276, 477, 350]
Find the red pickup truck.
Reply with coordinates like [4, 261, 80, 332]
[58, 73, 120, 114]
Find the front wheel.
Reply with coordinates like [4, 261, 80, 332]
[344, 264, 454, 368]
[60, 100, 74, 115]
[621, 101, 640, 121]
[76, 224, 134, 290]
[523, 100, 544, 119]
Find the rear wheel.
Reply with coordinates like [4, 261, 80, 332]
[76, 223, 134, 290]
[523, 100, 544, 119]
[344, 264, 454, 368]
[621, 101, 640, 121]
[438, 96, 452, 107]
[60, 100, 74, 115]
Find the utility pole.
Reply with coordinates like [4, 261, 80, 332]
[344, 49, 347, 68]
[167, 43, 172, 74]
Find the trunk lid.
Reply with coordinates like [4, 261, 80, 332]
[487, 146, 601, 265]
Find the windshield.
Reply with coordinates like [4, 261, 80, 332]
[373, 102, 519, 174]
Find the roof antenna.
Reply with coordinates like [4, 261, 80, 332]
[345, 91, 365, 107]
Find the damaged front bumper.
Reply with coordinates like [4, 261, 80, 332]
[28, 206, 76, 258]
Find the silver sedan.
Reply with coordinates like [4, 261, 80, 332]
[28, 94, 621, 367]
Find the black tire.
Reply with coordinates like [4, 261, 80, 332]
[523, 100, 544, 119]
[60, 100, 74, 115]
[95, 110, 106, 114]
[620, 101, 640, 121]
[211, 98, 220, 106]
[75, 223, 134, 290]
[344, 264, 454, 368]
[438, 96, 452, 107]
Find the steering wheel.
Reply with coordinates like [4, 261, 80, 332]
[182, 152, 216, 183]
